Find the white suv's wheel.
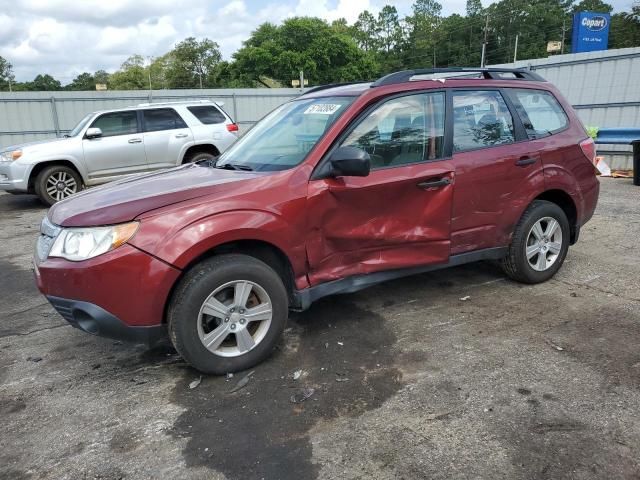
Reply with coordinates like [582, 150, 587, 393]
[501, 200, 570, 284]
[168, 254, 288, 375]
[35, 165, 82, 206]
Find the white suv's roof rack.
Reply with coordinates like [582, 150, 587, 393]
[135, 99, 224, 107]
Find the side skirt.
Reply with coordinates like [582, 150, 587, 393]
[291, 246, 507, 311]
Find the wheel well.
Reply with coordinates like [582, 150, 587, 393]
[28, 160, 82, 193]
[535, 190, 578, 243]
[182, 144, 220, 164]
[164, 240, 297, 323]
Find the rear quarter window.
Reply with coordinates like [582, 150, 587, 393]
[508, 89, 569, 139]
[188, 105, 227, 124]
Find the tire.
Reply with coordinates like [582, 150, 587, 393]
[168, 254, 288, 375]
[35, 165, 83, 206]
[501, 200, 570, 284]
[182, 151, 217, 164]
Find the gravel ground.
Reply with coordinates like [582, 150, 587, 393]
[0, 178, 639, 480]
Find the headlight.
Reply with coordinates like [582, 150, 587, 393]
[1, 150, 22, 162]
[49, 222, 139, 261]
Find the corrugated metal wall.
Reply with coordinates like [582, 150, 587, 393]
[495, 47, 640, 169]
[0, 88, 301, 149]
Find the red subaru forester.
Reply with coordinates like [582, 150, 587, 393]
[34, 68, 599, 374]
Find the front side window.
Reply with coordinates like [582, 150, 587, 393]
[188, 105, 226, 124]
[508, 89, 568, 138]
[215, 96, 354, 172]
[89, 111, 138, 138]
[453, 90, 515, 152]
[143, 108, 187, 132]
[341, 92, 445, 168]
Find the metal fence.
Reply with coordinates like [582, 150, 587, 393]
[0, 88, 302, 148]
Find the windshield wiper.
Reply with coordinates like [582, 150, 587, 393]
[215, 162, 254, 171]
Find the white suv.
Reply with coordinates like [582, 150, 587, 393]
[0, 100, 239, 205]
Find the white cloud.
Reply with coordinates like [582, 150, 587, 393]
[0, 0, 633, 84]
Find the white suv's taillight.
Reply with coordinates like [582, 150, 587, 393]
[580, 137, 596, 163]
[226, 123, 239, 133]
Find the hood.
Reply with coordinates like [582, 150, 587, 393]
[2, 137, 74, 153]
[49, 164, 263, 227]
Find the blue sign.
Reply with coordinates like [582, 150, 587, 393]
[571, 12, 610, 53]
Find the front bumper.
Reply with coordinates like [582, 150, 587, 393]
[34, 243, 182, 343]
[47, 295, 166, 345]
[0, 161, 31, 192]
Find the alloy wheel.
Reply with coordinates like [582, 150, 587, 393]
[197, 280, 273, 357]
[525, 216, 563, 272]
[46, 171, 78, 201]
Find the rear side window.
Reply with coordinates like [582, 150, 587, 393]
[508, 89, 568, 138]
[143, 108, 187, 132]
[188, 105, 227, 124]
[89, 111, 138, 137]
[452, 90, 515, 152]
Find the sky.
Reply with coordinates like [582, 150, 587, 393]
[0, 0, 635, 83]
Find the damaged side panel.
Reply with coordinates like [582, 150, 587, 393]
[305, 162, 455, 285]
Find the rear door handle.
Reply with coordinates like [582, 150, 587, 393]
[515, 156, 538, 166]
[175, 133, 189, 138]
[417, 177, 452, 189]
[128, 138, 142, 144]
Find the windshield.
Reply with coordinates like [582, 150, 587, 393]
[215, 96, 355, 171]
[67, 113, 94, 137]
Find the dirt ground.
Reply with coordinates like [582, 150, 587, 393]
[0, 178, 639, 480]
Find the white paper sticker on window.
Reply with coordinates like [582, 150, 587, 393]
[304, 104, 342, 115]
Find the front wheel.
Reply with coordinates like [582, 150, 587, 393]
[168, 254, 288, 375]
[35, 165, 83, 206]
[501, 200, 570, 284]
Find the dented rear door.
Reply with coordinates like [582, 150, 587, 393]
[304, 91, 454, 285]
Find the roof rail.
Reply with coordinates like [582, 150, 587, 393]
[302, 81, 371, 95]
[371, 68, 545, 87]
[136, 99, 223, 107]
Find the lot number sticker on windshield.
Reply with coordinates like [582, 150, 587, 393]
[304, 104, 342, 115]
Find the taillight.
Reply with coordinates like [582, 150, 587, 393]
[580, 137, 596, 163]
[226, 123, 239, 133]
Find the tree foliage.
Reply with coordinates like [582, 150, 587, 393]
[3, 0, 640, 90]
[0, 56, 15, 91]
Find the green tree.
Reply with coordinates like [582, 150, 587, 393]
[109, 55, 148, 90]
[0, 56, 15, 91]
[233, 17, 379, 86]
[67, 72, 95, 90]
[404, 0, 443, 68]
[353, 10, 380, 51]
[29, 74, 62, 91]
[94, 70, 110, 85]
[165, 37, 222, 88]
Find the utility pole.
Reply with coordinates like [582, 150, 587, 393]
[560, 18, 568, 54]
[480, 15, 489, 67]
[513, 34, 519, 63]
[146, 56, 153, 102]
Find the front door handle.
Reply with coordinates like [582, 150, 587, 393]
[515, 156, 538, 166]
[175, 133, 189, 138]
[417, 177, 452, 189]
[128, 138, 142, 144]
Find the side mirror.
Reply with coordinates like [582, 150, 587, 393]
[85, 127, 103, 139]
[328, 146, 371, 177]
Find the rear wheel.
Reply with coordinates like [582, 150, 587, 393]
[501, 200, 570, 284]
[168, 254, 288, 375]
[35, 165, 82, 206]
